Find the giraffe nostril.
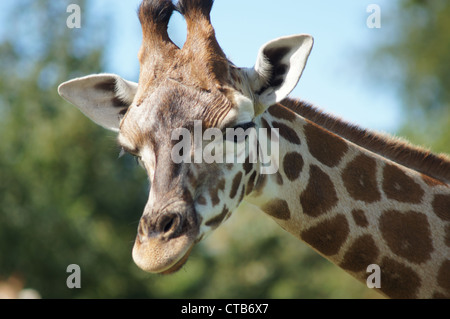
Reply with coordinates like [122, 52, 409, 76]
[159, 213, 182, 236]
[163, 217, 175, 233]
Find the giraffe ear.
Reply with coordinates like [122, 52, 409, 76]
[58, 74, 138, 132]
[250, 34, 313, 113]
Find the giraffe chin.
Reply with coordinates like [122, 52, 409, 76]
[160, 246, 194, 275]
[132, 237, 195, 275]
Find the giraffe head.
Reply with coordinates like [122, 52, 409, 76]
[58, 0, 313, 274]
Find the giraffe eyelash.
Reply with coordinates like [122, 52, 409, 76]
[118, 147, 145, 168]
[118, 147, 127, 159]
[118, 144, 140, 158]
[225, 121, 256, 143]
[233, 121, 256, 131]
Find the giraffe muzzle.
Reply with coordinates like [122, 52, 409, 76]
[132, 210, 199, 274]
[137, 213, 183, 241]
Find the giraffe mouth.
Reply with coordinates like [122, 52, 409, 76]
[132, 240, 195, 274]
[160, 245, 194, 275]
[132, 226, 198, 274]
[132, 203, 200, 274]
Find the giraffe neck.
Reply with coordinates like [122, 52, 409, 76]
[244, 103, 450, 299]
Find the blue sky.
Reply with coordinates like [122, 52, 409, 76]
[96, 0, 401, 133]
[0, 0, 400, 133]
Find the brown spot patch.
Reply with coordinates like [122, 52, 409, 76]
[272, 121, 301, 145]
[273, 172, 284, 185]
[445, 225, 450, 248]
[281, 98, 450, 190]
[342, 154, 381, 203]
[340, 235, 379, 272]
[243, 156, 254, 175]
[380, 257, 421, 299]
[253, 173, 268, 197]
[246, 171, 257, 196]
[205, 206, 229, 229]
[300, 165, 338, 217]
[283, 152, 304, 181]
[268, 104, 295, 122]
[437, 260, 450, 293]
[238, 185, 246, 203]
[261, 199, 291, 220]
[351, 209, 369, 228]
[197, 195, 207, 206]
[432, 194, 450, 221]
[209, 178, 225, 207]
[421, 173, 446, 187]
[304, 123, 348, 167]
[230, 172, 243, 199]
[382, 164, 424, 203]
[301, 214, 349, 256]
[379, 210, 433, 264]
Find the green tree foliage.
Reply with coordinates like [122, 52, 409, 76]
[0, 0, 151, 298]
[370, 0, 450, 154]
[0, 1, 378, 298]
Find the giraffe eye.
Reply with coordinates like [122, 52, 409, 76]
[233, 122, 256, 131]
[134, 156, 145, 168]
[227, 122, 256, 143]
[118, 147, 144, 168]
[118, 147, 127, 159]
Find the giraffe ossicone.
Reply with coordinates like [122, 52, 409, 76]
[58, 0, 450, 298]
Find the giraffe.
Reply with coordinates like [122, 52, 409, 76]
[57, 0, 450, 298]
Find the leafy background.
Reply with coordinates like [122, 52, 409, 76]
[0, 0, 448, 298]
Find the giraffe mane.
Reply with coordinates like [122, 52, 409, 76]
[280, 97, 450, 184]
